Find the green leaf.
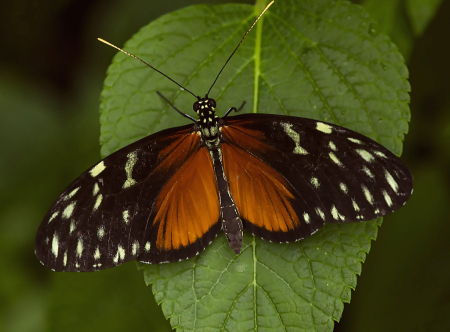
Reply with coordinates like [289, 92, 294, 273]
[361, 0, 444, 59]
[406, 0, 443, 35]
[100, 0, 410, 330]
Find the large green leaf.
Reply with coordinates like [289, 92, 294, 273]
[100, 0, 410, 330]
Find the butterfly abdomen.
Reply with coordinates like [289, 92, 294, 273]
[209, 148, 243, 254]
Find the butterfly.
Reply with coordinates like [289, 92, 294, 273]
[35, 1, 413, 272]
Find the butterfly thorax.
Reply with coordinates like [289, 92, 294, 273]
[194, 97, 221, 150]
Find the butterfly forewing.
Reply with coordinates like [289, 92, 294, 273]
[220, 114, 413, 243]
[35, 123, 222, 271]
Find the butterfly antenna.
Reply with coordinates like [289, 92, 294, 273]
[206, 0, 274, 97]
[98, 38, 199, 100]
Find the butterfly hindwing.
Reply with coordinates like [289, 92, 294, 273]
[35, 123, 221, 271]
[220, 113, 413, 243]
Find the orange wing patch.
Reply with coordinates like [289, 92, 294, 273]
[222, 142, 300, 232]
[153, 145, 220, 251]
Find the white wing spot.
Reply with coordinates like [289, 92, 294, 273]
[340, 182, 348, 194]
[93, 194, 103, 212]
[49, 211, 59, 223]
[65, 187, 80, 201]
[63, 251, 67, 266]
[315, 207, 325, 220]
[383, 190, 393, 207]
[374, 151, 387, 158]
[132, 241, 140, 256]
[281, 123, 309, 155]
[356, 149, 374, 163]
[94, 247, 101, 260]
[90, 161, 106, 177]
[93, 183, 100, 196]
[123, 210, 130, 224]
[145, 241, 151, 252]
[362, 185, 374, 205]
[329, 141, 337, 151]
[362, 166, 375, 179]
[123, 151, 138, 189]
[374, 208, 380, 214]
[62, 201, 76, 219]
[331, 205, 339, 220]
[385, 170, 399, 193]
[348, 137, 363, 144]
[352, 199, 360, 212]
[52, 233, 59, 258]
[303, 212, 310, 224]
[97, 226, 105, 240]
[75, 262, 79, 268]
[316, 122, 333, 134]
[329, 152, 343, 166]
[76, 239, 84, 258]
[113, 245, 126, 264]
[69, 220, 76, 235]
[310, 177, 320, 189]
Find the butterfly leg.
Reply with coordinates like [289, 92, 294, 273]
[209, 148, 243, 254]
[223, 101, 246, 117]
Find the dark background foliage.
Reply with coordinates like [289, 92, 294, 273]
[1, 0, 449, 331]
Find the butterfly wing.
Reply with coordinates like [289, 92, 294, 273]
[220, 113, 413, 243]
[35, 123, 221, 271]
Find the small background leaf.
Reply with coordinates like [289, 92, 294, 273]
[99, 0, 410, 330]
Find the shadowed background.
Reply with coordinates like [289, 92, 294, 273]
[1, 0, 449, 331]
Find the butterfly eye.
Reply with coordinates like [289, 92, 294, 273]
[193, 101, 200, 112]
[209, 99, 216, 108]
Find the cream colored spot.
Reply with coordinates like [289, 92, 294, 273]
[356, 149, 374, 163]
[145, 241, 151, 252]
[383, 190, 393, 207]
[374, 208, 380, 214]
[76, 239, 83, 258]
[282, 123, 308, 155]
[329, 141, 337, 151]
[331, 205, 345, 221]
[113, 245, 126, 264]
[123, 151, 138, 189]
[49, 211, 59, 223]
[90, 161, 106, 177]
[303, 212, 310, 224]
[331, 206, 339, 220]
[94, 247, 101, 260]
[52, 233, 59, 258]
[352, 199, 360, 212]
[132, 241, 139, 256]
[97, 226, 105, 240]
[385, 170, 399, 193]
[93, 194, 103, 212]
[69, 220, 76, 234]
[62, 201, 76, 219]
[374, 151, 387, 158]
[123, 210, 130, 224]
[329, 152, 343, 166]
[348, 137, 363, 144]
[93, 183, 100, 196]
[363, 166, 374, 178]
[316, 122, 333, 134]
[340, 182, 348, 194]
[75, 262, 79, 268]
[315, 207, 325, 220]
[65, 187, 80, 201]
[362, 185, 374, 205]
[311, 177, 320, 189]
[63, 251, 67, 266]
